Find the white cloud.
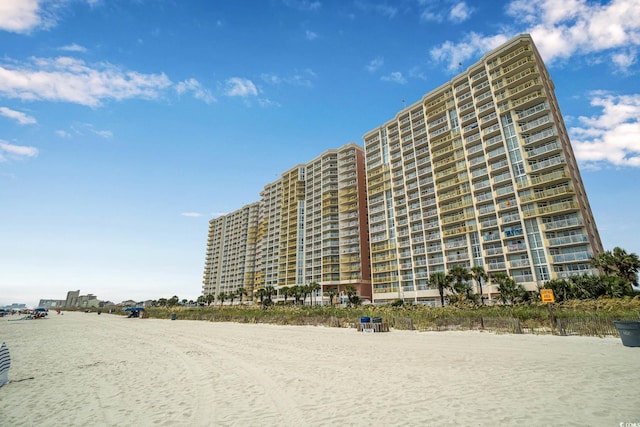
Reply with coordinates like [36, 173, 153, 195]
[260, 69, 316, 87]
[375, 4, 397, 18]
[366, 57, 384, 73]
[611, 49, 637, 72]
[419, 0, 471, 23]
[570, 92, 640, 168]
[420, 10, 443, 22]
[408, 66, 427, 80]
[354, 2, 397, 19]
[261, 73, 282, 85]
[0, 107, 36, 125]
[175, 78, 215, 103]
[430, 32, 511, 72]
[0, 56, 172, 107]
[92, 129, 113, 139]
[181, 212, 203, 217]
[56, 122, 112, 139]
[0, 140, 39, 162]
[506, 0, 640, 69]
[431, 0, 640, 73]
[224, 78, 258, 97]
[449, 2, 473, 23]
[59, 43, 87, 53]
[257, 98, 281, 108]
[381, 72, 407, 84]
[0, 0, 43, 33]
[305, 30, 318, 40]
[283, 0, 321, 11]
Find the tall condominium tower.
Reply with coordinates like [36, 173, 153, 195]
[363, 34, 602, 305]
[202, 202, 260, 299]
[204, 143, 371, 303]
[254, 180, 282, 291]
[302, 143, 371, 301]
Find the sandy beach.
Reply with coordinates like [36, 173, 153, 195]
[1, 311, 639, 426]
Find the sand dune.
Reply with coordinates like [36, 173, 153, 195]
[1, 311, 638, 426]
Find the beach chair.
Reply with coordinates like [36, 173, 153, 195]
[0, 342, 10, 387]
[358, 316, 373, 332]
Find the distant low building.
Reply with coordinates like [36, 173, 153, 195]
[38, 290, 103, 308]
[2, 303, 26, 310]
[38, 299, 65, 309]
[120, 300, 139, 307]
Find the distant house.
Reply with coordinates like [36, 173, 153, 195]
[120, 300, 139, 307]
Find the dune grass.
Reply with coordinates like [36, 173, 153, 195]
[129, 297, 640, 336]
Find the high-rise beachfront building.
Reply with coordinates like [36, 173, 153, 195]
[302, 143, 371, 301]
[202, 202, 260, 299]
[254, 180, 282, 292]
[363, 34, 602, 305]
[203, 143, 371, 303]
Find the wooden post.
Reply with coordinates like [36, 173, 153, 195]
[547, 303, 556, 334]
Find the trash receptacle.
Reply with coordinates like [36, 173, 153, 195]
[613, 321, 640, 347]
[170, 313, 177, 321]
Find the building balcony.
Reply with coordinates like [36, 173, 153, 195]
[546, 234, 589, 247]
[501, 90, 546, 112]
[516, 101, 549, 121]
[443, 224, 477, 237]
[542, 217, 584, 231]
[525, 141, 562, 161]
[516, 168, 569, 189]
[487, 262, 507, 271]
[520, 185, 574, 203]
[552, 251, 593, 263]
[528, 155, 566, 173]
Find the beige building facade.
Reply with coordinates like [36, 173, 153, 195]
[203, 143, 371, 303]
[202, 202, 260, 299]
[363, 34, 603, 304]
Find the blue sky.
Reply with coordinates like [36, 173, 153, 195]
[1, 0, 639, 307]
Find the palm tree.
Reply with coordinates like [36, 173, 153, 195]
[237, 287, 247, 303]
[280, 286, 290, 304]
[228, 291, 237, 306]
[255, 288, 266, 303]
[471, 266, 488, 305]
[345, 285, 357, 307]
[309, 282, 321, 306]
[205, 294, 214, 306]
[591, 247, 640, 286]
[491, 273, 524, 305]
[264, 285, 276, 304]
[429, 272, 452, 307]
[449, 266, 472, 299]
[324, 287, 339, 305]
[301, 284, 312, 305]
[217, 291, 227, 306]
[291, 285, 304, 305]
